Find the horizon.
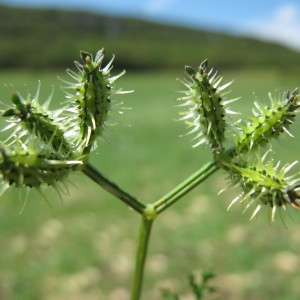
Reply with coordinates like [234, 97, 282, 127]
[0, 0, 300, 51]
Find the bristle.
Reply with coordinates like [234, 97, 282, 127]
[61, 50, 132, 154]
[235, 89, 300, 154]
[222, 152, 300, 222]
[178, 60, 238, 152]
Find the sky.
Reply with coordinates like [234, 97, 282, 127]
[1, 0, 300, 51]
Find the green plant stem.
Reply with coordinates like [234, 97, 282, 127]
[131, 215, 154, 300]
[154, 160, 219, 214]
[82, 163, 146, 214]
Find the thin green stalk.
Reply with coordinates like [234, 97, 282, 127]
[154, 160, 219, 214]
[82, 163, 145, 214]
[131, 214, 154, 300]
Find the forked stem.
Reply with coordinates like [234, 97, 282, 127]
[83, 161, 221, 300]
[82, 163, 146, 214]
[154, 160, 219, 214]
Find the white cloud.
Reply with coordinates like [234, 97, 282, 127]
[145, 0, 179, 14]
[241, 4, 300, 50]
[275, 4, 298, 23]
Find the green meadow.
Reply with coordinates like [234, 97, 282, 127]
[0, 68, 300, 300]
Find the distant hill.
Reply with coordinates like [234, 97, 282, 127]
[0, 5, 299, 72]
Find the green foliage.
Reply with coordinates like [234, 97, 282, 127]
[1, 52, 299, 300]
[161, 271, 217, 300]
[161, 290, 180, 300]
[0, 5, 300, 71]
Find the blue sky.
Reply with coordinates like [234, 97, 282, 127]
[1, 0, 300, 50]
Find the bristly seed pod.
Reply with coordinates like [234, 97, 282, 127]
[0, 48, 130, 207]
[2, 83, 74, 159]
[178, 59, 239, 152]
[234, 88, 300, 153]
[0, 144, 85, 204]
[221, 150, 300, 222]
[62, 49, 132, 154]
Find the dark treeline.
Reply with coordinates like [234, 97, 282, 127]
[0, 5, 300, 72]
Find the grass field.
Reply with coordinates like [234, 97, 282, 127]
[0, 67, 299, 300]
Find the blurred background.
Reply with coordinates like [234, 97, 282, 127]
[0, 1, 300, 299]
